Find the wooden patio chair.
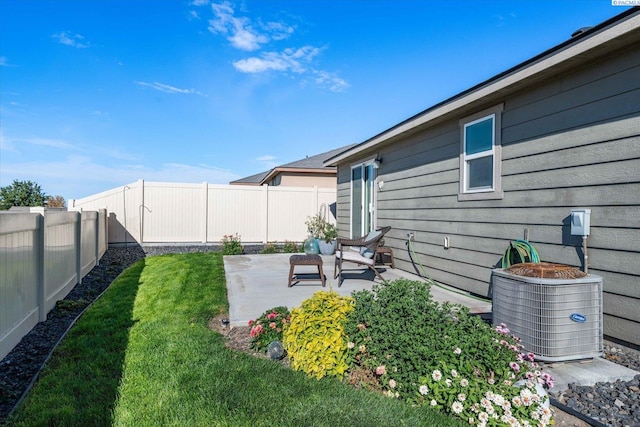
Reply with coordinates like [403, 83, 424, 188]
[334, 226, 392, 286]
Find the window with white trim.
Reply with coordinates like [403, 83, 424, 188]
[459, 104, 504, 201]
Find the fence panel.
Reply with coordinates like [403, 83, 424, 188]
[143, 182, 206, 243]
[71, 182, 142, 244]
[266, 186, 316, 242]
[207, 185, 268, 243]
[44, 212, 80, 314]
[71, 181, 338, 245]
[0, 213, 42, 361]
[0, 208, 107, 360]
[80, 211, 98, 278]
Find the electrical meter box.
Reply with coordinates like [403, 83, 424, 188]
[571, 209, 591, 237]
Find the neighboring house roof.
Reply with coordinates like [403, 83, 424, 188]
[229, 170, 271, 186]
[325, 7, 640, 166]
[231, 144, 357, 185]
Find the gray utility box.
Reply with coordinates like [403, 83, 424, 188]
[492, 268, 603, 362]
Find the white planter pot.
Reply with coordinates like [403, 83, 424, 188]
[318, 239, 336, 255]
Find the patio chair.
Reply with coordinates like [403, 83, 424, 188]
[334, 226, 392, 286]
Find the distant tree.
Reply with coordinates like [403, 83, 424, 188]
[46, 195, 66, 208]
[0, 180, 48, 210]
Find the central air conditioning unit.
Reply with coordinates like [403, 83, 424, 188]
[492, 263, 603, 362]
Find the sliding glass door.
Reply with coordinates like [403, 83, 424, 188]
[350, 161, 376, 238]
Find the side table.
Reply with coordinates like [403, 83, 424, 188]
[288, 254, 326, 287]
[375, 246, 395, 268]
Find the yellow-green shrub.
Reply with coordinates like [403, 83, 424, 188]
[283, 291, 354, 380]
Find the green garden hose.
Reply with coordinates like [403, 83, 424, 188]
[500, 239, 540, 269]
[406, 239, 490, 302]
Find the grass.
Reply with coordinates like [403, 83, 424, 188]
[7, 252, 464, 427]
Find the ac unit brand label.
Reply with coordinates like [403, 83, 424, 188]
[570, 313, 587, 323]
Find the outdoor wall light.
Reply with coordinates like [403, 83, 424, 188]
[373, 156, 383, 168]
[378, 180, 384, 191]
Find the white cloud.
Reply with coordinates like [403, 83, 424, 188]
[233, 46, 322, 74]
[1, 135, 80, 151]
[52, 31, 90, 48]
[256, 155, 277, 162]
[135, 81, 206, 96]
[255, 155, 279, 170]
[198, 2, 349, 92]
[228, 26, 269, 51]
[313, 70, 351, 93]
[1, 131, 240, 199]
[207, 1, 294, 52]
[263, 21, 295, 41]
[208, 1, 268, 51]
[0, 155, 241, 199]
[233, 54, 288, 73]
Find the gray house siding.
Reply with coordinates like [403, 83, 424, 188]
[336, 40, 640, 345]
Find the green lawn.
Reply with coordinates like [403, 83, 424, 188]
[7, 252, 463, 427]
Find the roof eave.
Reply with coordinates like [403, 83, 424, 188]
[259, 166, 337, 185]
[325, 8, 640, 167]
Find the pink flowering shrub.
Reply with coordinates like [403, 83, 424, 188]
[220, 233, 243, 255]
[248, 306, 290, 353]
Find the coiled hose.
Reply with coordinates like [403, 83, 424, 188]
[501, 239, 540, 269]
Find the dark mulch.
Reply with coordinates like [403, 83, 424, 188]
[0, 246, 146, 421]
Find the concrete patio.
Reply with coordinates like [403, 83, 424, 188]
[224, 253, 492, 327]
[223, 253, 639, 392]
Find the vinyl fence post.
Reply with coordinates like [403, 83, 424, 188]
[94, 212, 100, 266]
[75, 210, 82, 285]
[203, 181, 208, 243]
[35, 213, 46, 322]
[263, 185, 269, 244]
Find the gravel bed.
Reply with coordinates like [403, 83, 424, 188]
[550, 344, 640, 427]
[1, 245, 639, 426]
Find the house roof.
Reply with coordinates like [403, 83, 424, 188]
[230, 144, 357, 185]
[325, 7, 640, 167]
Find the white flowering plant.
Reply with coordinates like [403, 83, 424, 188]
[305, 213, 338, 242]
[419, 348, 553, 426]
[344, 279, 554, 426]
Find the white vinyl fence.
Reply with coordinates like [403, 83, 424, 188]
[0, 208, 107, 360]
[70, 180, 337, 245]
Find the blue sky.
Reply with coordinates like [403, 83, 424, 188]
[0, 1, 632, 200]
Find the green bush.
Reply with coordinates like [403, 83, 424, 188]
[344, 279, 552, 426]
[283, 291, 354, 380]
[345, 279, 442, 396]
[220, 233, 243, 255]
[261, 242, 279, 254]
[282, 240, 301, 253]
[248, 306, 290, 353]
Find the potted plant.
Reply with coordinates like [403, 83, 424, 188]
[319, 222, 338, 255]
[305, 213, 338, 255]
